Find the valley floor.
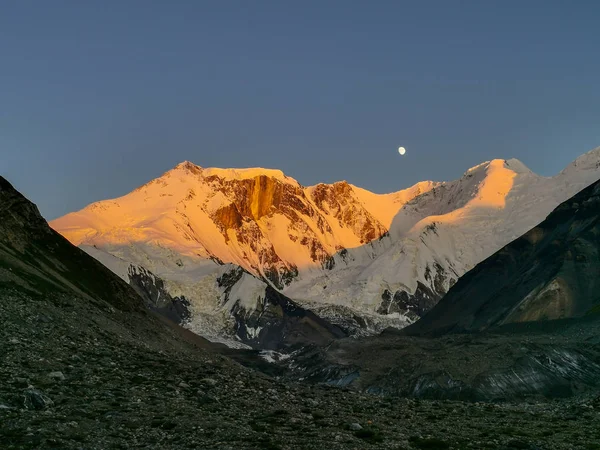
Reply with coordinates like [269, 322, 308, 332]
[2, 289, 600, 450]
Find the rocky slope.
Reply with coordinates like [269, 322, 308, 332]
[0, 177, 146, 315]
[284, 315, 600, 403]
[8, 177, 600, 449]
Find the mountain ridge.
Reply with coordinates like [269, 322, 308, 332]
[51, 160, 438, 284]
[403, 176, 600, 337]
[281, 169, 600, 403]
[289, 150, 600, 321]
[50, 147, 600, 343]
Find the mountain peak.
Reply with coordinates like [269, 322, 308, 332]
[560, 146, 600, 175]
[0, 176, 49, 240]
[503, 158, 533, 174]
[174, 161, 201, 171]
[168, 161, 297, 185]
[486, 158, 531, 174]
[464, 158, 531, 174]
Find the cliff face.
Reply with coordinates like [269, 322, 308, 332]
[206, 174, 331, 284]
[209, 174, 289, 223]
[213, 203, 244, 231]
[310, 181, 388, 244]
[208, 175, 389, 250]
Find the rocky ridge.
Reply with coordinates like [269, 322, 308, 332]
[52, 161, 430, 288]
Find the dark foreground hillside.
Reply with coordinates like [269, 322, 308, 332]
[4, 288, 600, 450]
[2, 176, 600, 449]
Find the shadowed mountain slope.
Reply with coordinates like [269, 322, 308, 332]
[0, 176, 146, 314]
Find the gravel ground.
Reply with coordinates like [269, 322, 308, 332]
[2, 289, 600, 450]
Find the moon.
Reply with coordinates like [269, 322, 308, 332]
[398, 146, 406, 156]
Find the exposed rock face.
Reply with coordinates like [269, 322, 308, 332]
[204, 169, 390, 264]
[206, 175, 387, 286]
[127, 266, 192, 324]
[209, 175, 292, 224]
[216, 266, 347, 350]
[377, 262, 453, 319]
[213, 203, 243, 231]
[310, 181, 388, 244]
[405, 178, 600, 337]
[237, 175, 286, 220]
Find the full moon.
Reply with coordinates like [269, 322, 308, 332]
[398, 146, 406, 156]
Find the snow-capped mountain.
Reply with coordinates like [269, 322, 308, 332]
[50, 147, 600, 343]
[404, 175, 600, 337]
[51, 163, 433, 345]
[52, 161, 435, 288]
[290, 150, 600, 323]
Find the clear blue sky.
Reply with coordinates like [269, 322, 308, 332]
[2, 1, 599, 219]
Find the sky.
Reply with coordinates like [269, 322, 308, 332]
[2, 1, 600, 220]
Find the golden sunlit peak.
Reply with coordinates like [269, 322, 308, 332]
[470, 159, 517, 208]
[463, 159, 531, 178]
[174, 161, 202, 171]
[169, 161, 299, 185]
[486, 158, 530, 169]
